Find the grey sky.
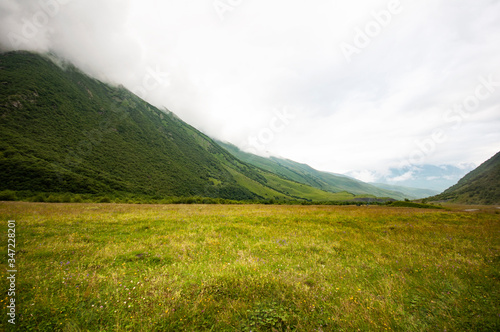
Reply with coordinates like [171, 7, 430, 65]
[1, 0, 499, 182]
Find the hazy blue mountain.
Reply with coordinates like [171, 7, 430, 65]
[348, 164, 475, 192]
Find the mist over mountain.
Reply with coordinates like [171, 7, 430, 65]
[1, 0, 499, 176]
[0, 51, 256, 200]
[348, 164, 475, 193]
[1, 51, 409, 203]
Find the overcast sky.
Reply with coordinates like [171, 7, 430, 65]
[1, 0, 499, 181]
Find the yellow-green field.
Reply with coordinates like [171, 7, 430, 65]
[1, 202, 499, 331]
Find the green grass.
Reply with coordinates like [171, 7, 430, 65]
[387, 201, 443, 209]
[1, 202, 499, 331]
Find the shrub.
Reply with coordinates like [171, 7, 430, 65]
[33, 194, 46, 202]
[98, 197, 111, 203]
[0, 190, 17, 201]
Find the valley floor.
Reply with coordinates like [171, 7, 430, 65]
[0, 202, 499, 331]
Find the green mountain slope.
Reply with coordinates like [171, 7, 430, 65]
[429, 151, 500, 205]
[0, 51, 260, 200]
[0, 51, 384, 203]
[217, 141, 410, 200]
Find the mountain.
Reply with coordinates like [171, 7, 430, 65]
[0, 51, 389, 203]
[429, 151, 500, 205]
[0, 51, 252, 200]
[216, 141, 412, 200]
[369, 183, 439, 199]
[348, 164, 474, 192]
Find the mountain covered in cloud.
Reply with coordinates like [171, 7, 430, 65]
[348, 164, 475, 193]
[0, 0, 499, 175]
[0, 51, 409, 202]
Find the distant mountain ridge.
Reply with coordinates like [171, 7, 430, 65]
[429, 151, 500, 205]
[369, 183, 439, 199]
[216, 141, 421, 200]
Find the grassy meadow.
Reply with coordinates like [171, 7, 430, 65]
[1, 202, 499, 331]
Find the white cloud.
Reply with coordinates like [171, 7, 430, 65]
[348, 170, 378, 183]
[388, 171, 414, 182]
